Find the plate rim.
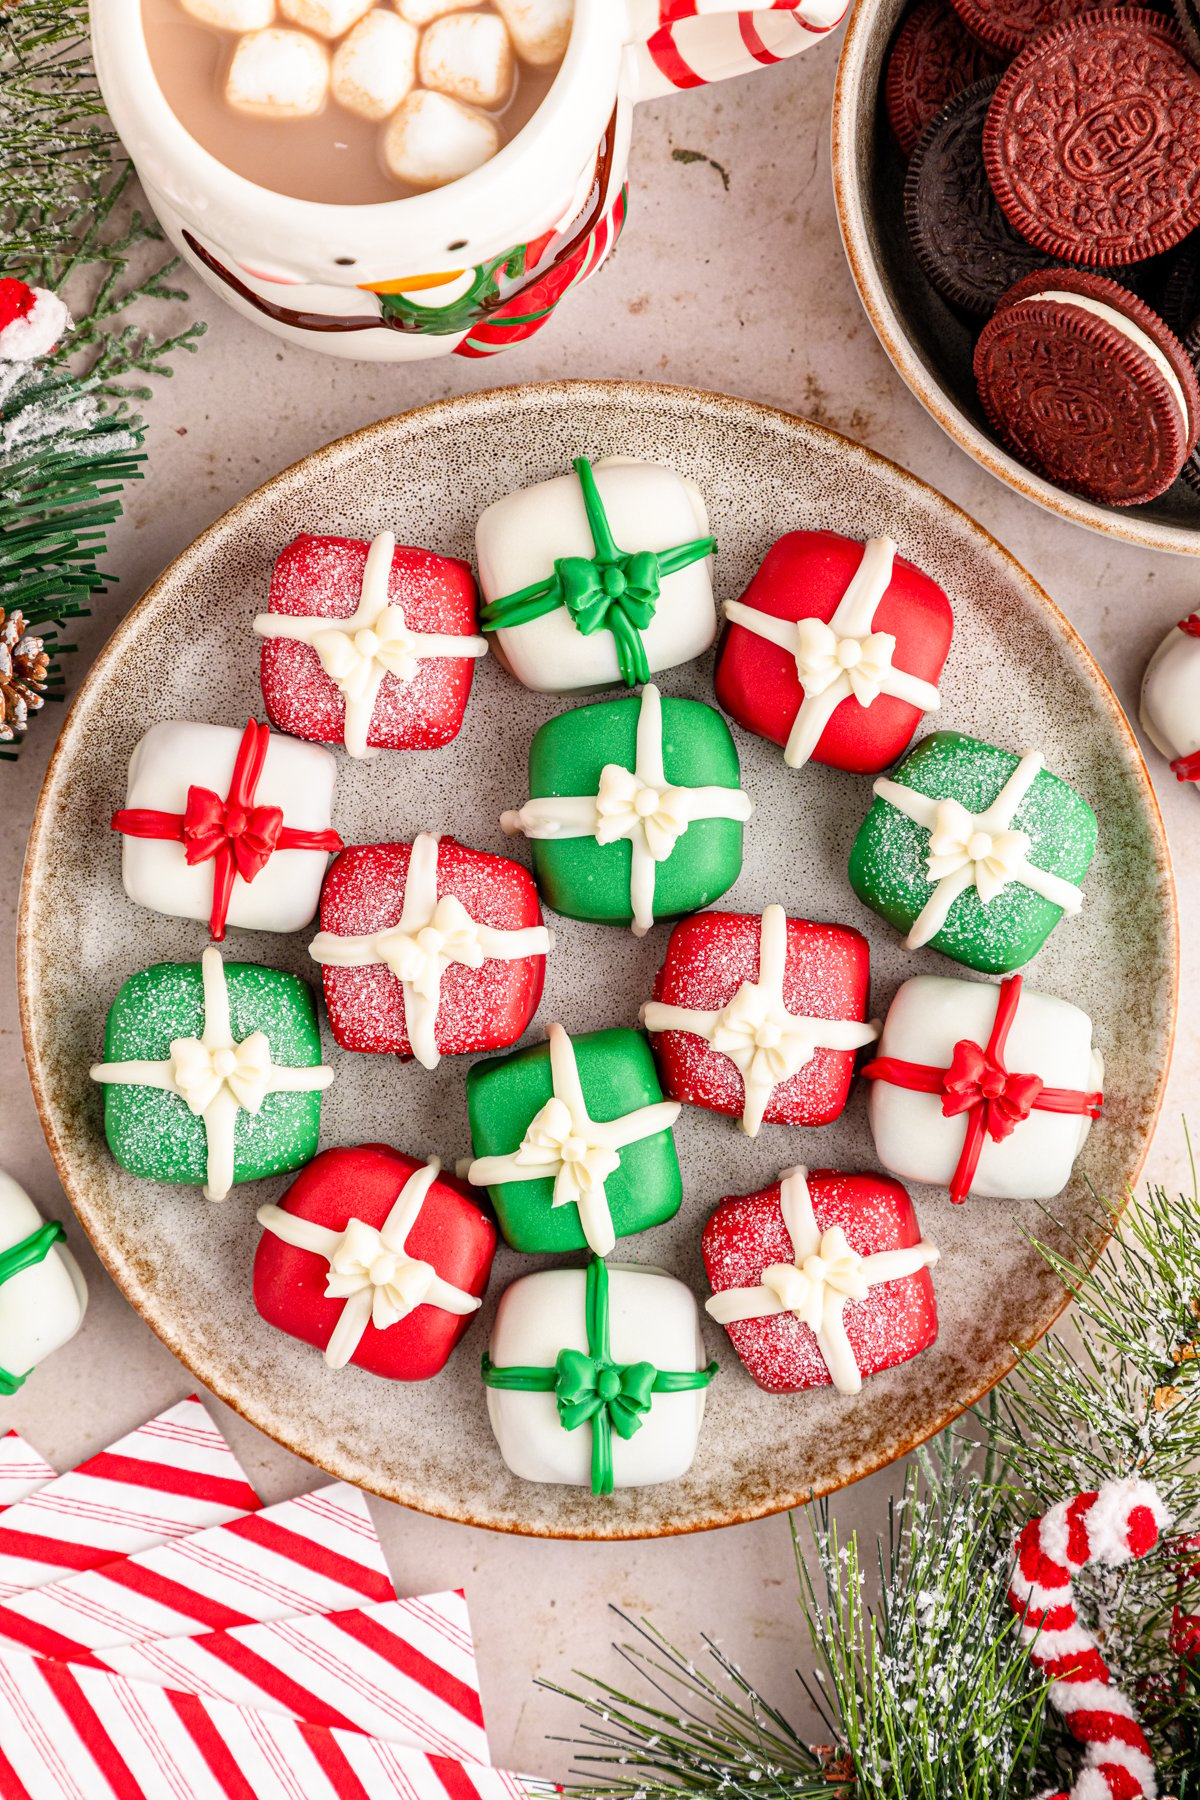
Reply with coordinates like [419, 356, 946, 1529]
[830, 0, 1200, 558]
[18, 377, 1181, 1537]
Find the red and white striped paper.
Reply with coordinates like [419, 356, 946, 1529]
[91, 1590, 489, 1763]
[0, 1431, 55, 1508]
[0, 1482, 394, 1660]
[0, 1398, 260, 1598]
[0, 1650, 537, 1800]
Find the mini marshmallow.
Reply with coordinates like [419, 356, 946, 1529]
[278, 0, 374, 35]
[418, 12, 514, 110]
[383, 89, 501, 189]
[331, 9, 418, 119]
[181, 0, 277, 27]
[493, 0, 572, 66]
[226, 27, 330, 117]
[394, 0, 479, 22]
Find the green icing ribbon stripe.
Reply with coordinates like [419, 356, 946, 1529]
[480, 457, 717, 688]
[482, 1256, 717, 1496]
[0, 1220, 67, 1397]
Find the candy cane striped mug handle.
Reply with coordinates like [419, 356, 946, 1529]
[623, 0, 849, 101]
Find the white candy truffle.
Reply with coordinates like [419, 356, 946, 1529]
[331, 9, 418, 119]
[180, 0, 277, 28]
[1140, 617, 1200, 780]
[0, 1173, 87, 1391]
[394, 0, 479, 22]
[226, 27, 330, 118]
[383, 89, 501, 189]
[278, 0, 374, 34]
[418, 12, 514, 110]
[493, 0, 573, 66]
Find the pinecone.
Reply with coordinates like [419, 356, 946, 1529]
[0, 608, 49, 742]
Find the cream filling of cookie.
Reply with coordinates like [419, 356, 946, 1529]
[1035, 290, 1191, 439]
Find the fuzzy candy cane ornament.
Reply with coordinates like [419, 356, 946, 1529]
[1009, 1478, 1170, 1800]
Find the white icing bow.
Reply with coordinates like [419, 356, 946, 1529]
[467, 1022, 681, 1256]
[925, 800, 1032, 905]
[594, 763, 692, 863]
[705, 1167, 939, 1395]
[169, 1032, 276, 1118]
[792, 617, 899, 707]
[91, 947, 334, 1203]
[310, 833, 552, 1072]
[642, 904, 880, 1138]
[310, 605, 425, 700]
[257, 1157, 481, 1370]
[514, 1095, 623, 1215]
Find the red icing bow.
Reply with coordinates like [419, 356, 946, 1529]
[112, 720, 343, 940]
[862, 975, 1103, 1204]
[1178, 614, 1200, 637]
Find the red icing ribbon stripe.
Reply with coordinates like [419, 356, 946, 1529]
[112, 720, 343, 941]
[1171, 747, 1200, 783]
[861, 974, 1103, 1204]
[1177, 613, 1200, 637]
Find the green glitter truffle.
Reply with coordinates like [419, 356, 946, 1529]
[98, 959, 327, 1192]
[848, 732, 1097, 974]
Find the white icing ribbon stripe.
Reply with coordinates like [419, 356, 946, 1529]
[705, 1166, 939, 1395]
[309, 832, 553, 1072]
[254, 532, 488, 760]
[91, 947, 334, 1203]
[724, 537, 942, 769]
[467, 1022, 680, 1256]
[257, 1156, 481, 1370]
[501, 685, 753, 937]
[642, 904, 880, 1138]
[873, 749, 1084, 950]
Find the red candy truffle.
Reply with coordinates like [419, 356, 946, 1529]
[641, 904, 880, 1138]
[715, 532, 952, 776]
[311, 832, 551, 1071]
[254, 1145, 496, 1382]
[255, 531, 487, 758]
[702, 1166, 939, 1395]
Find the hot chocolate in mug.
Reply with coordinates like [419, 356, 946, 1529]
[91, 0, 844, 362]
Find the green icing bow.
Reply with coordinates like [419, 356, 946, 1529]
[481, 1256, 717, 1496]
[0, 1220, 66, 1397]
[480, 457, 717, 688]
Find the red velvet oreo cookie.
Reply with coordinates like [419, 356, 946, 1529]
[885, 0, 1005, 157]
[983, 10, 1200, 266]
[949, 0, 1127, 56]
[974, 268, 1200, 503]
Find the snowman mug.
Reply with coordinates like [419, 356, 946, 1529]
[91, 0, 844, 362]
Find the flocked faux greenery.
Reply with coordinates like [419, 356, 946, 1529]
[550, 1137, 1200, 1799]
[0, 0, 206, 758]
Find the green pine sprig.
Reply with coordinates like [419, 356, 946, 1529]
[0, 0, 112, 256]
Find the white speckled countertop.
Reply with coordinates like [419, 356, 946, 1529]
[2, 27, 1196, 1778]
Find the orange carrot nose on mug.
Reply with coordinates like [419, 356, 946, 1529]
[90, 0, 845, 363]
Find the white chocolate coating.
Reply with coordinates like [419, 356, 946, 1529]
[331, 10, 419, 120]
[382, 89, 501, 190]
[119, 720, 339, 936]
[486, 1264, 708, 1490]
[867, 975, 1102, 1202]
[1140, 619, 1200, 775]
[418, 13, 514, 111]
[476, 458, 717, 696]
[226, 27, 330, 118]
[0, 1173, 87, 1388]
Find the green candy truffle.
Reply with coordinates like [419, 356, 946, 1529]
[848, 732, 1097, 974]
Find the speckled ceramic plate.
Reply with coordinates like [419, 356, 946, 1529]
[19, 381, 1178, 1538]
[832, 0, 1200, 555]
